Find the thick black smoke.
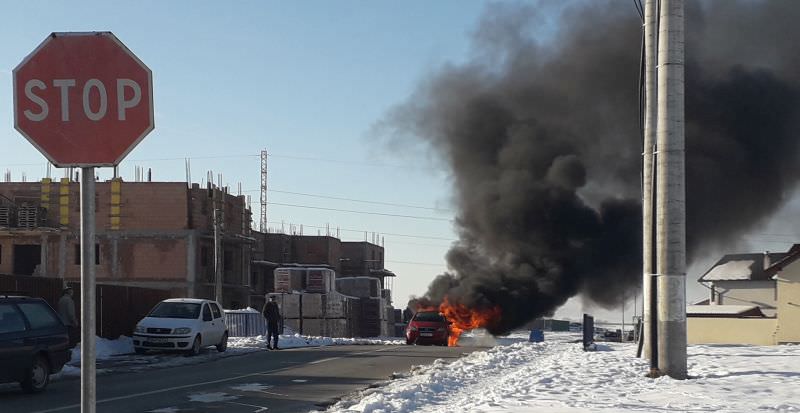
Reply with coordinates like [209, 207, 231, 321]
[384, 1, 800, 334]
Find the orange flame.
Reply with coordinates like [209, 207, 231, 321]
[438, 297, 502, 346]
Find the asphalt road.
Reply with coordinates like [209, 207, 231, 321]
[0, 344, 483, 413]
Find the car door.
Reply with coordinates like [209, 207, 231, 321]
[16, 301, 69, 366]
[200, 304, 218, 346]
[209, 303, 225, 340]
[0, 303, 32, 380]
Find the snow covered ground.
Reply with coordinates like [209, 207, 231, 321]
[44, 330, 800, 412]
[327, 331, 800, 413]
[52, 333, 403, 380]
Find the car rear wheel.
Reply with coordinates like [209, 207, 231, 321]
[20, 355, 50, 393]
[216, 332, 228, 352]
[186, 335, 201, 356]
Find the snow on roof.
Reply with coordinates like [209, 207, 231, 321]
[687, 305, 761, 315]
[701, 260, 755, 281]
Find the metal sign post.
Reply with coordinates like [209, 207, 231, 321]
[80, 167, 96, 413]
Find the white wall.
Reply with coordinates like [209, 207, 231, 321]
[713, 280, 777, 317]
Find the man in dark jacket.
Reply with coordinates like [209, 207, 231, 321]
[57, 287, 79, 348]
[262, 296, 281, 350]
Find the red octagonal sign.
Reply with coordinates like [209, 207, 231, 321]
[13, 32, 154, 167]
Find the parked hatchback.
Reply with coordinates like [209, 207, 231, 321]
[406, 311, 450, 346]
[0, 295, 71, 393]
[132, 298, 228, 356]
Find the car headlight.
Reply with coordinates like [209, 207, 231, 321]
[173, 327, 192, 334]
[134, 325, 145, 333]
[409, 326, 418, 332]
[437, 327, 447, 332]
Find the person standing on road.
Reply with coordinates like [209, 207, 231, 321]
[262, 296, 281, 350]
[57, 286, 79, 348]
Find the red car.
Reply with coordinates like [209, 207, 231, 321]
[406, 311, 450, 346]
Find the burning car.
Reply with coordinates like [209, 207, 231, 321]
[406, 311, 450, 346]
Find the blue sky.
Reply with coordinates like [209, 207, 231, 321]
[0, 1, 488, 312]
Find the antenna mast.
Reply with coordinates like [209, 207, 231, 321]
[260, 149, 268, 232]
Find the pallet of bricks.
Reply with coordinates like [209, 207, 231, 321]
[271, 267, 355, 337]
[335, 277, 384, 338]
[393, 309, 405, 337]
[271, 267, 306, 334]
[381, 288, 395, 337]
[271, 292, 354, 337]
[300, 291, 353, 337]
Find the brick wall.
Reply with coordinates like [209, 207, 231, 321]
[118, 238, 188, 280]
[341, 241, 384, 276]
[113, 182, 189, 231]
[291, 236, 341, 271]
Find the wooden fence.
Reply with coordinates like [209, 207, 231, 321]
[0, 274, 171, 339]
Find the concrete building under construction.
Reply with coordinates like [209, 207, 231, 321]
[0, 178, 255, 308]
[1, 178, 398, 319]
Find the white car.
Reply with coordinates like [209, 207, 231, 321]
[132, 298, 228, 356]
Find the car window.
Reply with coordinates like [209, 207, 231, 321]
[413, 312, 447, 323]
[0, 304, 27, 333]
[202, 304, 213, 321]
[17, 302, 61, 330]
[149, 302, 201, 319]
[210, 303, 222, 319]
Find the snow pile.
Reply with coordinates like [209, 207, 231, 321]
[226, 307, 261, 313]
[327, 332, 800, 413]
[68, 335, 134, 364]
[229, 334, 404, 349]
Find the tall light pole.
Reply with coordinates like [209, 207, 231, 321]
[655, 0, 687, 379]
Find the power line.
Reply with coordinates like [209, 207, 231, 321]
[265, 220, 456, 241]
[128, 154, 259, 162]
[266, 153, 406, 168]
[386, 260, 447, 267]
[2, 151, 407, 169]
[266, 201, 453, 222]
[383, 239, 453, 248]
[240, 188, 452, 213]
[127, 152, 406, 168]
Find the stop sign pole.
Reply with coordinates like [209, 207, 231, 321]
[13, 32, 153, 413]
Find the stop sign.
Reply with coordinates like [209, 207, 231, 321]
[13, 32, 153, 167]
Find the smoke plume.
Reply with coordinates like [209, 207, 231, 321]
[383, 1, 800, 335]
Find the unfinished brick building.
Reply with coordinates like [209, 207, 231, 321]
[0, 179, 254, 308]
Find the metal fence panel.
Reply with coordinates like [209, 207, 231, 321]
[224, 310, 266, 337]
[0, 274, 170, 339]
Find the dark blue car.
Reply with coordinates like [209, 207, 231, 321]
[0, 295, 71, 393]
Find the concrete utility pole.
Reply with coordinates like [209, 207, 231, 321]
[655, 0, 687, 379]
[642, 0, 658, 363]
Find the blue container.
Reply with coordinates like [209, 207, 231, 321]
[529, 329, 544, 343]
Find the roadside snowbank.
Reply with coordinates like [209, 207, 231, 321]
[327, 332, 800, 413]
